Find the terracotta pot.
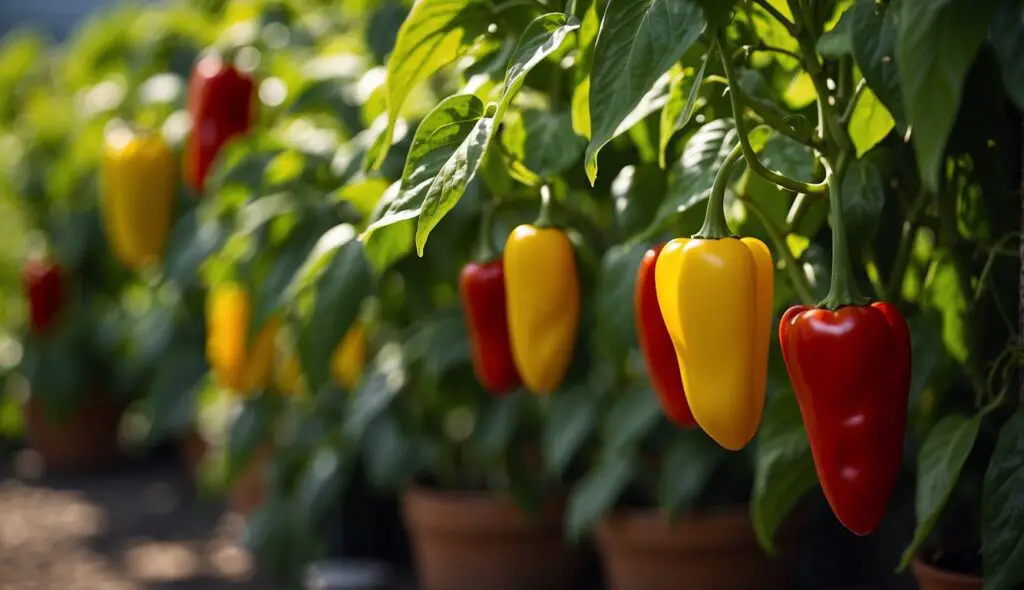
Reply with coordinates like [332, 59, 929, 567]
[911, 556, 982, 590]
[178, 428, 208, 481]
[228, 446, 273, 517]
[596, 505, 798, 590]
[402, 486, 581, 590]
[24, 393, 125, 473]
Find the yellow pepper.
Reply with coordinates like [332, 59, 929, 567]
[503, 209, 580, 394]
[654, 142, 774, 450]
[100, 125, 175, 270]
[205, 284, 278, 393]
[330, 323, 367, 390]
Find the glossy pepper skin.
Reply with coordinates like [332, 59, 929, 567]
[330, 323, 367, 391]
[100, 127, 175, 270]
[635, 245, 696, 427]
[184, 56, 256, 193]
[22, 259, 64, 334]
[205, 284, 278, 393]
[459, 259, 521, 395]
[779, 302, 911, 536]
[504, 225, 580, 394]
[655, 237, 773, 450]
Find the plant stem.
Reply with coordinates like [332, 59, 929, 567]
[716, 33, 828, 195]
[839, 79, 867, 125]
[818, 152, 869, 310]
[743, 197, 817, 304]
[473, 203, 498, 261]
[694, 143, 743, 239]
[565, 0, 576, 16]
[789, 4, 851, 152]
[753, 0, 797, 34]
[886, 189, 926, 300]
[534, 185, 556, 228]
[734, 43, 802, 62]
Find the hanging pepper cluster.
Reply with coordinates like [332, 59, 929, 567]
[459, 192, 580, 396]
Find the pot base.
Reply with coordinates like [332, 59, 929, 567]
[402, 487, 580, 590]
[596, 506, 797, 590]
[24, 394, 125, 474]
[911, 554, 982, 590]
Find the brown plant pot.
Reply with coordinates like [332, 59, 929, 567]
[228, 446, 272, 518]
[596, 505, 798, 590]
[911, 556, 982, 590]
[24, 393, 126, 474]
[402, 486, 582, 590]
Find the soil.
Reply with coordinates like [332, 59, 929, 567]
[0, 446, 275, 590]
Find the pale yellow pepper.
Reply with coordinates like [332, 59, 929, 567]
[205, 284, 278, 394]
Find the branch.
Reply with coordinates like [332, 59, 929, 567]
[743, 197, 817, 305]
[753, 0, 797, 34]
[839, 79, 868, 125]
[717, 33, 829, 195]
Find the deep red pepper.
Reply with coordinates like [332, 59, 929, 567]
[184, 56, 257, 193]
[459, 259, 521, 395]
[22, 259, 65, 334]
[635, 245, 697, 427]
[779, 301, 910, 536]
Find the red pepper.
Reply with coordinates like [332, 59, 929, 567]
[22, 259, 65, 334]
[184, 56, 257, 193]
[779, 301, 910, 536]
[459, 258, 521, 395]
[635, 245, 697, 427]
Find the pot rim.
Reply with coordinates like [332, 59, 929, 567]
[911, 554, 982, 584]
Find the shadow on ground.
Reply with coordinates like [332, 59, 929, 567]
[0, 445, 275, 590]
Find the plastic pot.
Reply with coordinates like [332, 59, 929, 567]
[24, 393, 125, 473]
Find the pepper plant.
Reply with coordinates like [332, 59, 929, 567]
[371, 0, 1023, 583]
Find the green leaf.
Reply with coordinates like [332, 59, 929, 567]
[163, 206, 229, 289]
[363, 412, 420, 489]
[249, 218, 323, 342]
[543, 383, 598, 477]
[848, 86, 895, 157]
[983, 408, 1024, 590]
[602, 387, 662, 450]
[612, 164, 667, 237]
[989, 0, 1024, 110]
[654, 118, 737, 227]
[896, 0, 996, 191]
[907, 314, 945, 406]
[369, 0, 490, 169]
[585, 0, 707, 184]
[817, 6, 853, 58]
[293, 448, 348, 531]
[365, 94, 487, 235]
[141, 345, 208, 442]
[414, 114, 494, 255]
[658, 56, 708, 169]
[496, 13, 581, 120]
[594, 243, 645, 363]
[471, 392, 524, 460]
[344, 369, 399, 442]
[566, 451, 638, 540]
[501, 109, 585, 180]
[752, 390, 817, 553]
[659, 429, 723, 519]
[295, 227, 376, 393]
[334, 178, 394, 220]
[839, 157, 886, 245]
[571, 0, 600, 139]
[898, 414, 981, 570]
[849, 0, 905, 128]
[226, 397, 272, 483]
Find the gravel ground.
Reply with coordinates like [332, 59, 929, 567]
[0, 448, 276, 590]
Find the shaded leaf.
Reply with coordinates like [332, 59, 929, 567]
[659, 56, 708, 168]
[983, 408, 1024, 590]
[566, 451, 638, 540]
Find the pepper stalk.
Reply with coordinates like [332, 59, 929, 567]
[818, 152, 869, 310]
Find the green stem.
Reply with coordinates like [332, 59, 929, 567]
[786, 193, 810, 231]
[694, 143, 743, 239]
[886, 189, 926, 299]
[473, 204, 498, 261]
[817, 152, 869, 310]
[716, 33, 828, 195]
[565, 0, 577, 16]
[839, 79, 867, 125]
[744, 197, 816, 304]
[534, 185, 556, 228]
[753, 0, 797, 34]
[790, 7, 850, 152]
